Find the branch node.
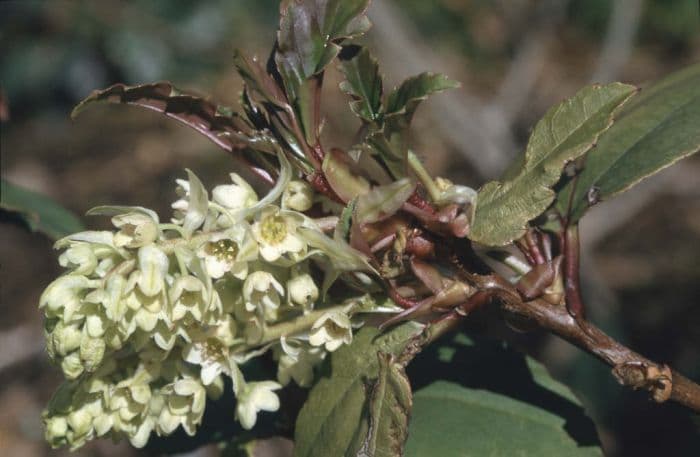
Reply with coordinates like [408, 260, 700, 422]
[612, 362, 673, 403]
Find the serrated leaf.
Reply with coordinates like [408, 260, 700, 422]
[293, 322, 423, 457]
[276, 0, 371, 80]
[385, 72, 460, 127]
[555, 63, 700, 223]
[71, 82, 279, 184]
[1, 179, 84, 240]
[405, 333, 601, 456]
[233, 50, 288, 109]
[469, 83, 637, 246]
[339, 46, 384, 122]
[355, 178, 416, 224]
[275, 0, 371, 144]
[356, 353, 412, 457]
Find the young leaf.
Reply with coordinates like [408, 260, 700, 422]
[1, 179, 84, 240]
[73, 82, 266, 152]
[293, 322, 423, 457]
[355, 178, 416, 224]
[385, 72, 460, 128]
[555, 62, 700, 223]
[276, 0, 371, 81]
[469, 83, 637, 246]
[275, 0, 371, 144]
[339, 46, 384, 122]
[322, 150, 371, 202]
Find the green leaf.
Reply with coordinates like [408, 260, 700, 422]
[1, 179, 84, 240]
[293, 322, 424, 457]
[355, 178, 416, 224]
[405, 333, 602, 456]
[385, 72, 460, 128]
[469, 83, 637, 246]
[275, 0, 371, 144]
[322, 150, 371, 203]
[556, 63, 700, 223]
[356, 353, 412, 457]
[339, 46, 384, 122]
[406, 381, 601, 457]
[276, 0, 371, 81]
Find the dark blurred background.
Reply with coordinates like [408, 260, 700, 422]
[1, 1, 698, 456]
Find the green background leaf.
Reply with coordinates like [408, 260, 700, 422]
[469, 83, 636, 246]
[293, 322, 423, 457]
[555, 63, 700, 223]
[405, 333, 602, 456]
[1, 178, 84, 240]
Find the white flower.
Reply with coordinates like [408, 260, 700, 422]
[196, 226, 257, 280]
[235, 381, 281, 430]
[112, 212, 158, 248]
[287, 274, 319, 307]
[182, 337, 233, 385]
[282, 180, 313, 211]
[309, 310, 353, 351]
[276, 340, 324, 387]
[158, 378, 206, 436]
[171, 170, 209, 235]
[170, 275, 209, 322]
[136, 245, 169, 297]
[40, 275, 98, 321]
[212, 173, 258, 210]
[243, 271, 284, 318]
[252, 206, 305, 262]
[58, 244, 98, 275]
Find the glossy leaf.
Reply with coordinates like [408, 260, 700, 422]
[293, 322, 423, 457]
[276, 0, 371, 80]
[339, 46, 384, 122]
[322, 150, 371, 202]
[405, 333, 601, 456]
[385, 72, 460, 129]
[355, 178, 416, 224]
[469, 83, 637, 246]
[1, 179, 84, 240]
[233, 50, 288, 109]
[555, 63, 700, 223]
[275, 0, 371, 144]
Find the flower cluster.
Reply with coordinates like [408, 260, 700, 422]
[40, 170, 375, 449]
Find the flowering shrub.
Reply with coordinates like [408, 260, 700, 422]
[31, 0, 700, 455]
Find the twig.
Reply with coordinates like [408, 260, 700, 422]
[469, 274, 700, 412]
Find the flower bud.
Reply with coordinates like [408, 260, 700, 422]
[58, 244, 98, 275]
[67, 408, 92, 437]
[61, 352, 84, 379]
[45, 416, 68, 440]
[52, 322, 82, 357]
[212, 173, 258, 210]
[287, 274, 319, 307]
[282, 180, 313, 212]
[80, 337, 106, 372]
[137, 245, 169, 297]
[309, 310, 353, 352]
